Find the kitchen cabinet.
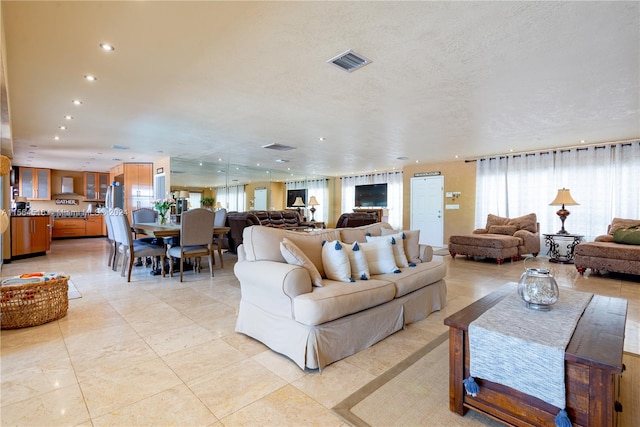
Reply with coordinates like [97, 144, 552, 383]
[11, 216, 52, 257]
[84, 172, 109, 201]
[19, 168, 51, 200]
[124, 163, 153, 212]
[85, 215, 105, 236]
[52, 218, 86, 238]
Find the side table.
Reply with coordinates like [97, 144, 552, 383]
[543, 233, 583, 263]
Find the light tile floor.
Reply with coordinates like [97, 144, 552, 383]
[1, 239, 638, 426]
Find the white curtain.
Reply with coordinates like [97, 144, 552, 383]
[340, 171, 403, 228]
[215, 184, 246, 212]
[286, 179, 329, 222]
[476, 141, 640, 241]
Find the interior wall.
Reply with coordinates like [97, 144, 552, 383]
[402, 160, 477, 243]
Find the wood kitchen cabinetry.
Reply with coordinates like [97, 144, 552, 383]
[19, 168, 51, 200]
[11, 216, 52, 258]
[123, 163, 153, 212]
[84, 172, 109, 201]
[52, 215, 105, 238]
[85, 215, 105, 236]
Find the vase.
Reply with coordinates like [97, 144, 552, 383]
[517, 258, 559, 310]
[159, 212, 167, 225]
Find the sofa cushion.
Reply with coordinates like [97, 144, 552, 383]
[613, 225, 640, 245]
[609, 218, 640, 235]
[595, 234, 614, 243]
[360, 238, 400, 274]
[485, 214, 511, 229]
[280, 238, 323, 287]
[346, 242, 370, 280]
[339, 222, 393, 244]
[375, 260, 447, 298]
[366, 233, 409, 268]
[487, 225, 518, 236]
[243, 226, 340, 278]
[293, 279, 396, 326]
[507, 213, 538, 233]
[382, 229, 421, 264]
[449, 234, 520, 248]
[322, 240, 354, 282]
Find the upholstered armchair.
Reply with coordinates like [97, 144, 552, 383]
[449, 213, 540, 264]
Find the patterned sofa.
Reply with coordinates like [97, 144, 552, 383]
[449, 213, 540, 264]
[574, 217, 640, 276]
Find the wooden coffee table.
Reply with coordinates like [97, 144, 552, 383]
[444, 284, 627, 427]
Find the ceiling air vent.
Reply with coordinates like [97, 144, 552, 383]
[327, 50, 372, 73]
[262, 143, 296, 151]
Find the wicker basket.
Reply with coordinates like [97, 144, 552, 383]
[1, 275, 69, 329]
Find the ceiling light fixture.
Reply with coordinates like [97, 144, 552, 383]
[59, 126, 66, 130]
[54, 136, 60, 140]
[580, 139, 586, 143]
[99, 43, 115, 51]
[72, 99, 83, 105]
[64, 115, 73, 120]
[84, 75, 97, 81]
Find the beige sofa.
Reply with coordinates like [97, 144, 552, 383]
[448, 213, 540, 264]
[574, 218, 640, 276]
[234, 222, 447, 370]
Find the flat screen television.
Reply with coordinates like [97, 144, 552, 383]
[355, 183, 387, 207]
[287, 189, 307, 208]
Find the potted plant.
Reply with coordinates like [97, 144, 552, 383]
[201, 197, 215, 209]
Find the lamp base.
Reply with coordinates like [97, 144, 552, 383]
[310, 207, 316, 222]
[556, 207, 570, 234]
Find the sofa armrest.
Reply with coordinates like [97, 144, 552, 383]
[234, 260, 313, 319]
[514, 229, 540, 255]
[473, 228, 488, 234]
[595, 234, 614, 242]
[418, 244, 433, 262]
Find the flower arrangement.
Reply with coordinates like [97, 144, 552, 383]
[153, 198, 175, 224]
[201, 197, 215, 208]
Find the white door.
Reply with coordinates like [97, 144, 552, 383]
[410, 176, 444, 247]
[254, 188, 267, 210]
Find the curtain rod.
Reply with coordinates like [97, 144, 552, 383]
[463, 138, 639, 163]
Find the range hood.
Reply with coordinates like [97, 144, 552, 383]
[54, 177, 83, 198]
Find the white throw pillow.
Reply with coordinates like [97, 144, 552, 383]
[345, 242, 370, 280]
[366, 233, 409, 268]
[322, 240, 354, 282]
[280, 238, 323, 287]
[382, 229, 421, 264]
[359, 238, 400, 275]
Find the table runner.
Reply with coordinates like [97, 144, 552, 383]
[469, 283, 592, 409]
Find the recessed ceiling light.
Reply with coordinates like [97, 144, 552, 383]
[54, 136, 60, 140]
[72, 99, 83, 105]
[199, 162, 203, 166]
[455, 155, 459, 159]
[319, 137, 325, 141]
[99, 43, 115, 51]
[580, 139, 586, 143]
[111, 144, 129, 150]
[84, 75, 97, 81]
[59, 126, 66, 130]
[64, 115, 73, 120]
[396, 156, 408, 160]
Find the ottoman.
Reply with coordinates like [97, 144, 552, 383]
[449, 234, 520, 265]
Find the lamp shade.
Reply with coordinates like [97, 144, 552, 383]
[292, 197, 305, 207]
[308, 196, 320, 206]
[179, 190, 190, 199]
[549, 188, 579, 206]
[215, 201, 223, 209]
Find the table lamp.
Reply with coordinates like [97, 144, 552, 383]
[549, 188, 579, 234]
[292, 196, 305, 215]
[215, 201, 223, 210]
[308, 196, 319, 222]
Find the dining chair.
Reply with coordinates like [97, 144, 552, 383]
[111, 210, 166, 282]
[168, 208, 215, 282]
[101, 208, 118, 269]
[212, 208, 227, 268]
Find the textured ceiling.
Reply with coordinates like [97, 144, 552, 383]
[2, 1, 639, 186]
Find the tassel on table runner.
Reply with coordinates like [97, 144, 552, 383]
[463, 377, 479, 397]
[555, 409, 572, 427]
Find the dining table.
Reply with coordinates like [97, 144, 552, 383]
[133, 222, 231, 269]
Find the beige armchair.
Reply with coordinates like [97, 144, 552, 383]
[449, 213, 540, 264]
